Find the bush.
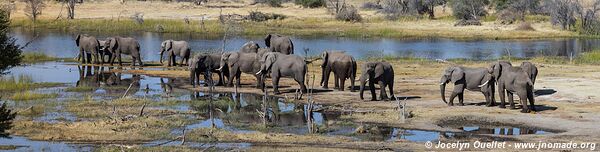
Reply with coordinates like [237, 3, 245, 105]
[295, 0, 325, 8]
[496, 9, 517, 24]
[454, 19, 482, 26]
[254, 0, 283, 7]
[0, 10, 22, 75]
[450, 0, 490, 21]
[246, 11, 287, 22]
[0, 102, 16, 137]
[335, 5, 362, 22]
[361, 2, 382, 10]
[515, 22, 535, 31]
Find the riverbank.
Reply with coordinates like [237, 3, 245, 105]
[7, 0, 579, 39]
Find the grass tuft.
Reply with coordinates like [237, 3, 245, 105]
[21, 52, 58, 63]
[0, 75, 61, 92]
[10, 91, 58, 101]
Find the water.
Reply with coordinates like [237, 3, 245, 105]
[460, 126, 551, 136]
[0, 136, 94, 152]
[12, 28, 600, 60]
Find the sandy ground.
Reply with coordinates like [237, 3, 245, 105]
[107, 59, 600, 150]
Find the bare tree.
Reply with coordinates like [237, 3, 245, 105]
[0, 2, 16, 19]
[67, 0, 75, 19]
[23, 0, 45, 23]
[547, 0, 578, 30]
[577, 0, 600, 34]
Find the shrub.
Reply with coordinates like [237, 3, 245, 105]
[360, 2, 382, 10]
[0, 10, 21, 75]
[454, 19, 482, 26]
[496, 9, 517, 24]
[295, 0, 325, 8]
[515, 22, 535, 31]
[450, 0, 490, 21]
[246, 11, 287, 22]
[335, 5, 362, 22]
[0, 102, 16, 137]
[254, 0, 283, 7]
[546, 0, 578, 30]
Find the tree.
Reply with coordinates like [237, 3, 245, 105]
[421, 0, 447, 19]
[547, 0, 578, 30]
[493, 0, 540, 22]
[67, 0, 75, 19]
[23, 0, 45, 23]
[0, 10, 22, 75]
[576, 0, 600, 34]
[449, 0, 490, 20]
[0, 102, 16, 138]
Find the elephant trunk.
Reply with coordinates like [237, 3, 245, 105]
[440, 83, 448, 104]
[359, 77, 366, 100]
[159, 48, 164, 64]
[320, 66, 326, 86]
[190, 68, 196, 87]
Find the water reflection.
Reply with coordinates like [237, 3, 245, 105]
[12, 28, 600, 60]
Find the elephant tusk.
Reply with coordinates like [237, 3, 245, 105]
[478, 80, 490, 88]
[255, 70, 263, 75]
[216, 67, 222, 71]
[365, 78, 369, 82]
[440, 82, 445, 85]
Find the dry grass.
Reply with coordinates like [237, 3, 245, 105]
[10, 91, 58, 101]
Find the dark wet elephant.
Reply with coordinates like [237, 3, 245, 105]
[104, 37, 143, 66]
[98, 40, 112, 64]
[256, 52, 307, 95]
[75, 34, 102, 64]
[439, 66, 496, 106]
[218, 52, 263, 88]
[240, 41, 260, 53]
[264, 34, 294, 55]
[189, 53, 229, 87]
[160, 40, 191, 67]
[491, 61, 535, 113]
[359, 62, 394, 101]
[320, 51, 357, 91]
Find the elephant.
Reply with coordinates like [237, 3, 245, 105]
[75, 34, 102, 64]
[104, 37, 143, 66]
[160, 40, 191, 67]
[218, 52, 263, 88]
[240, 41, 260, 53]
[490, 61, 536, 113]
[76, 65, 111, 90]
[264, 34, 294, 55]
[520, 62, 538, 86]
[320, 51, 357, 91]
[256, 52, 307, 95]
[98, 40, 112, 64]
[439, 66, 496, 106]
[189, 53, 229, 88]
[359, 62, 394, 101]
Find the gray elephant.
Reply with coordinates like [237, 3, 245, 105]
[520, 62, 538, 86]
[98, 40, 112, 64]
[359, 62, 394, 101]
[75, 34, 102, 64]
[264, 34, 294, 55]
[491, 61, 535, 113]
[189, 53, 229, 87]
[104, 37, 143, 66]
[320, 51, 357, 91]
[439, 66, 496, 106]
[218, 52, 263, 88]
[240, 41, 260, 53]
[256, 52, 307, 95]
[160, 40, 191, 67]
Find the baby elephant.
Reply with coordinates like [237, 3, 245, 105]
[491, 61, 535, 113]
[439, 66, 496, 106]
[359, 62, 394, 101]
[160, 40, 191, 67]
[189, 53, 228, 88]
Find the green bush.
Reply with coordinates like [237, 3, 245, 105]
[295, 0, 325, 8]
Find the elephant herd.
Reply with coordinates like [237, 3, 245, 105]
[76, 33, 540, 113]
[440, 61, 538, 113]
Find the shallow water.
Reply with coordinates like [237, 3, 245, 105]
[0, 136, 93, 152]
[12, 28, 600, 60]
[460, 126, 551, 135]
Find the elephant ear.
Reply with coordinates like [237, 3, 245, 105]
[374, 63, 385, 79]
[450, 67, 464, 83]
[75, 35, 81, 47]
[264, 34, 272, 47]
[166, 40, 173, 52]
[492, 63, 501, 80]
[321, 51, 328, 67]
[109, 38, 118, 51]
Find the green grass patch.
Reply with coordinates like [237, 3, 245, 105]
[10, 91, 58, 101]
[0, 75, 62, 92]
[21, 52, 58, 63]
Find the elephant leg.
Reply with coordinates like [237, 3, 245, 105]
[109, 54, 116, 66]
[458, 93, 464, 106]
[379, 81, 388, 100]
[350, 73, 356, 92]
[498, 85, 506, 108]
[322, 67, 331, 89]
[179, 57, 185, 67]
[527, 89, 536, 111]
[369, 80, 376, 101]
[202, 71, 210, 87]
[254, 75, 262, 89]
[483, 92, 492, 107]
[216, 72, 224, 86]
[518, 93, 530, 113]
[272, 74, 281, 94]
[507, 92, 516, 109]
[235, 72, 242, 88]
[448, 92, 457, 106]
[118, 53, 123, 66]
[334, 74, 340, 89]
[388, 82, 394, 100]
[339, 78, 346, 91]
[137, 55, 143, 67]
[86, 53, 92, 64]
[226, 69, 235, 87]
[78, 49, 84, 63]
[171, 55, 177, 66]
[295, 73, 307, 94]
